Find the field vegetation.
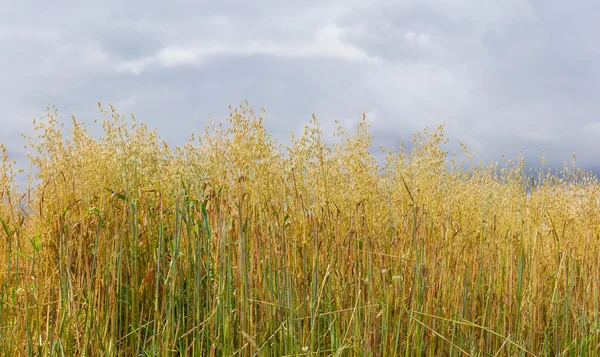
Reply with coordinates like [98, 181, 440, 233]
[1, 101, 599, 356]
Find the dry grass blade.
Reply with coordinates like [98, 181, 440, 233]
[0, 101, 596, 355]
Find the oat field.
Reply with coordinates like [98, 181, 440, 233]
[1, 101, 599, 356]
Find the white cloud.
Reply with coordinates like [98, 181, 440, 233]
[114, 22, 378, 76]
[157, 47, 205, 67]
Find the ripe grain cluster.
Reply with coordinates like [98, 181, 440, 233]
[1, 102, 599, 356]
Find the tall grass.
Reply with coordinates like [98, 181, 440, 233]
[0, 101, 599, 356]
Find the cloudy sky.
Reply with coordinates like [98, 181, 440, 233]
[2, 0, 600, 176]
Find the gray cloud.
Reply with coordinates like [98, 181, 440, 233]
[2, 0, 600, 186]
[93, 22, 166, 60]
